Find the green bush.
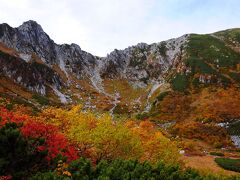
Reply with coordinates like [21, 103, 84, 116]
[215, 158, 240, 172]
[136, 112, 149, 120]
[94, 159, 202, 180]
[30, 172, 69, 180]
[67, 157, 93, 179]
[182, 33, 240, 89]
[209, 152, 224, 157]
[186, 57, 217, 75]
[32, 94, 49, 105]
[187, 34, 240, 68]
[29, 158, 240, 179]
[0, 123, 48, 179]
[171, 74, 189, 92]
[156, 91, 169, 101]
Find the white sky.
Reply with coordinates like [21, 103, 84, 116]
[0, 0, 240, 56]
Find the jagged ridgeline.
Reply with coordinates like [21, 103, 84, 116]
[2, 20, 240, 178]
[0, 21, 240, 114]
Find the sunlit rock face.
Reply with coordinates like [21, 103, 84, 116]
[0, 20, 188, 96]
[0, 51, 62, 95]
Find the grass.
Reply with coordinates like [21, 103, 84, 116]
[215, 28, 240, 44]
[187, 34, 240, 68]
[156, 91, 169, 101]
[171, 74, 189, 92]
[210, 152, 224, 157]
[32, 94, 49, 106]
[169, 33, 240, 91]
[103, 79, 148, 112]
[186, 57, 217, 75]
[182, 155, 240, 176]
[215, 158, 240, 172]
[0, 93, 40, 114]
[136, 112, 149, 120]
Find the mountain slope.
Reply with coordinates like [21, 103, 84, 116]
[0, 20, 187, 112]
[1, 20, 240, 149]
[170, 32, 240, 92]
[0, 20, 240, 116]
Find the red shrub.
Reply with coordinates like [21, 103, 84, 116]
[21, 122, 78, 162]
[0, 107, 78, 162]
[0, 107, 27, 126]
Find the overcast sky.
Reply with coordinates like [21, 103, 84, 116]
[0, 0, 240, 56]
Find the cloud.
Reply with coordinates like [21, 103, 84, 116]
[0, 0, 239, 56]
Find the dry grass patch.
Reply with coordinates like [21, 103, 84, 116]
[182, 155, 240, 176]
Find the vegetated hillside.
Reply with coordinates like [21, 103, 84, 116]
[170, 30, 240, 92]
[0, 98, 240, 179]
[143, 29, 240, 151]
[149, 29, 240, 122]
[1, 20, 240, 177]
[1, 21, 240, 153]
[0, 20, 188, 114]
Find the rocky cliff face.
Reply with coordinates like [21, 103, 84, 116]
[4, 21, 240, 113]
[0, 50, 62, 95]
[2, 20, 240, 150]
[0, 20, 187, 107]
[0, 21, 99, 78]
[102, 35, 188, 87]
[0, 21, 56, 63]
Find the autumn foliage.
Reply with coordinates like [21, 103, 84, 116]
[36, 105, 180, 165]
[171, 121, 231, 147]
[151, 87, 240, 123]
[148, 87, 240, 148]
[0, 98, 180, 172]
[0, 106, 28, 126]
[0, 101, 78, 163]
[21, 122, 78, 162]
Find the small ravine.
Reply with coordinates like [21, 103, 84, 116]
[89, 74, 121, 116]
[109, 92, 120, 116]
[144, 83, 162, 112]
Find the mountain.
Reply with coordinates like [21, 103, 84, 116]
[0, 20, 240, 114]
[1, 20, 240, 149]
[0, 20, 188, 111]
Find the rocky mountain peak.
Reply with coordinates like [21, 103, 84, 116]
[70, 43, 82, 51]
[0, 20, 190, 105]
[18, 20, 44, 32]
[0, 20, 56, 64]
[1, 20, 240, 117]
